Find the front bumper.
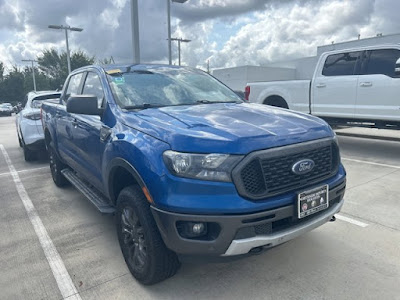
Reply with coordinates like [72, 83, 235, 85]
[151, 179, 346, 257]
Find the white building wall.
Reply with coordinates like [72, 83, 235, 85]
[213, 66, 295, 91]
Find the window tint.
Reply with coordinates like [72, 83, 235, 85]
[364, 49, 400, 77]
[83, 72, 104, 107]
[322, 51, 361, 76]
[66, 73, 84, 97]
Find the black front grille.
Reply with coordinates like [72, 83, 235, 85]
[261, 145, 332, 194]
[233, 138, 339, 200]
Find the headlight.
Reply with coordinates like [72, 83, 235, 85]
[163, 151, 243, 182]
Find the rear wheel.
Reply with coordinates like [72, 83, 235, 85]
[48, 142, 69, 187]
[116, 186, 180, 285]
[23, 143, 35, 161]
[264, 96, 289, 109]
[17, 133, 23, 148]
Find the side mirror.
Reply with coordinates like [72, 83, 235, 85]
[66, 95, 100, 115]
[395, 58, 400, 76]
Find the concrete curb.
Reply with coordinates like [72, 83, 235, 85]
[335, 131, 400, 143]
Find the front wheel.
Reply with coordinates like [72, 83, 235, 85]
[116, 186, 180, 285]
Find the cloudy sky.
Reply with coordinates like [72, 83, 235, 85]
[0, 0, 399, 71]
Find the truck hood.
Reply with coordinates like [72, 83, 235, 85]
[120, 103, 333, 154]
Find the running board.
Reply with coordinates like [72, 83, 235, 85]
[61, 169, 115, 214]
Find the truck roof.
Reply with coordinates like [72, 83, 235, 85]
[73, 64, 189, 74]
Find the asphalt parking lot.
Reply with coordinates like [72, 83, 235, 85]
[1, 115, 399, 300]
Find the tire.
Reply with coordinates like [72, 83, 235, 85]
[48, 142, 69, 187]
[23, 143, 36, 161]
[18, 134, 23, 148]
[116, 186, 180, 285]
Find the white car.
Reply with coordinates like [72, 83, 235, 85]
[0, 103, 13, 116]
[16, 91, 61, 161]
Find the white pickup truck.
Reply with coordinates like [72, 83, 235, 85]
[245, 45, 400, 128]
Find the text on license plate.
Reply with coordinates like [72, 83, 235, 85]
[298, 185, 329, 219]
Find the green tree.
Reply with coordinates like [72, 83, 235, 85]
[0, 66, 26, 105]
[37, 49, 95, 90]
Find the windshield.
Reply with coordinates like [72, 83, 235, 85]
[107, 67, 242, 109]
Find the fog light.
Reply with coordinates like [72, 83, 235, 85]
[192, 223, 205, 234]
[176, 221, 208, 239]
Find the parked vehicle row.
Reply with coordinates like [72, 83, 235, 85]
[40, 64, 346, 284]
[246, 45, 400, 128]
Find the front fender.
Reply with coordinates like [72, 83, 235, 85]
[102, 125, 170, 204]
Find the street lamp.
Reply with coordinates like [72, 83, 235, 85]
[167, 0, 188, 65]
[48, 25, 83, 74]
[130, 0, 140, 63]
[170, 38, 191, 66]
[21, 59, 38, 91]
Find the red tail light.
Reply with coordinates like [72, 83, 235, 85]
[244, 85, 250, 102]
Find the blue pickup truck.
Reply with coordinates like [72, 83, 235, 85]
[41, 64, 346, 285]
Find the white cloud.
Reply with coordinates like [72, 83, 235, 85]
[0, 0, 399, 72]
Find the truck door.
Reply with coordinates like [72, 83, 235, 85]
[312, 51, 361, 119]
[355, 48, 400, 122]
[69, 71, 108, 191]
[56, 72, 85, 167]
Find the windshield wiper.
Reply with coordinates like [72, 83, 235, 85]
[123, 103, 166, 110]
[195, 100, 242, 104]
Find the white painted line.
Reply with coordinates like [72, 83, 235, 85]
[0, 145, 82, 300]
[342, 157, 400, 170]
[0, 166, 48, 177]
[336, 214, 368, 228]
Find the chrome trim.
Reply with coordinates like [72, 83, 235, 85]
[222, 198, 344, 256]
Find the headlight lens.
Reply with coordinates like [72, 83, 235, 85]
[163, 151, 243, 182]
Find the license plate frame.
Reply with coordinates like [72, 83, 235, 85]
[297, 185, 329, 219]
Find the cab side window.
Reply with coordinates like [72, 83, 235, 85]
[82, 72, 105, 108]
[363, 49, 400, 78]
[65, 73, 84, 102]
[322, 51, 361, 76]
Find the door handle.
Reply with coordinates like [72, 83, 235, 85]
[316, 83, 326, 88]
[360, 82, 372, 87]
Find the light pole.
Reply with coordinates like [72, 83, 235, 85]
[167, 0, 188, 65]
[131, 0, 140, 63]
[22, 59, 38, 91]
[48, 25, 83, 74]
[170, 38, 191, 66]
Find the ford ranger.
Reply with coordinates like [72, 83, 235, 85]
[41, 64, 346, 285]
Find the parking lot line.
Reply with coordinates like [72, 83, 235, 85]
[0, 145, 82, 300]
[342, 157, 400, 169]
[336, 214, 369, 228]
[0, 166, 48, 177]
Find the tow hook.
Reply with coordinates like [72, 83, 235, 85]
[330, 215, 336, 222]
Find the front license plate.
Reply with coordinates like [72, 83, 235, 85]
[298, 185, 329, 219]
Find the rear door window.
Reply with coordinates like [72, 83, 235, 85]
[363, 49, 400, 78]
[322, 51, 361, 76]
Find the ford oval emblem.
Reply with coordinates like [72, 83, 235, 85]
[292, 159, 315, 175]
